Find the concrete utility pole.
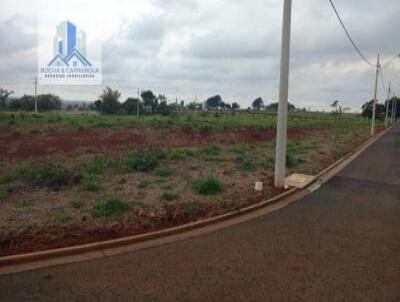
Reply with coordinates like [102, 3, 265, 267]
[33, 77, 38, 113]
[137, 89, 140, 117]
[370, 54, 380, 136]
[274, 0, 292, 189]
[385, 83, 391, 128]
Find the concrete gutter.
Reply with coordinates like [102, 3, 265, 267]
[0, 126, 392, 275]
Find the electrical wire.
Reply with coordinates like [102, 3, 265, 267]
[328, 0, 376, 68]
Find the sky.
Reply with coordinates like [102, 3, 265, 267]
[0, 0, 400, 111]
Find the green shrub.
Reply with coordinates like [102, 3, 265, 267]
[170, 148, 194, 160]
[91, 198, 131, 218]
[161, 192, 180, 202]
[238, 159, 256, 172]
[125, 148, 161, 172]
[82, 173, 102, 192]
[194, 176, 223, 195]
[201, 145, 221, 156]
[154, 166, 172, 177]
[17, 162, 77, 188]
[137, 179, 150, 188]
[70, 200, 84, 210]
[286, 154, 303, 168]
[54, 211, 72, 224]
[85, 156, 109, 175]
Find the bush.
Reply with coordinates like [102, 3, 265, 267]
[201, 145, 221, 156]
[54, 211, 72, 224]
[194, 176, 223, 195]
[238, 159, 256, 172]
[91, 198, 131, 218]
[154, 166, 172, 177]
[125, 148, 161, 172]
[286, 154, 303, 168]
[85, 156, 109, 175]
[170, 148, 194, 160]
[161, 192, 180, 202]
[18, 162, 78, 188]
[82, 173, 102, 192]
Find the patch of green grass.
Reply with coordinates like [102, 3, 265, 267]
[154, 166, 172, 177]
[70, 199, 84, 210]
[229, 143, 249, 154]
[286, 154, 304, 168]
[15, 200, 33, 209]
[91, 198, 131, 218]
[17, 162, 78, 189]
[54, 211, 72, 224]
[161, 191, 180, 202]
[85, 156, 109, 175]
[200, 145, 221, 156]
[82, 173, 102, 192]
[194, 176, 223, 195]
[169, 148, 194, 160]
[238, 159, 256, 172]
[125, 148, 162, 172]
[137, 179, 150, 188]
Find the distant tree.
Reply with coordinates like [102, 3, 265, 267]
[232, 102, 240, 110]
[0, 88, 14, 109]
[140, 90, 158, 112]
[98, 87, 121, 114]
[206, 95, 222, 109]
[387, 97, 400, 119]
[330, 100, 350, 117]
[180, 100, 185, 108]
[123, 97, 142, 115]
[264, 102, 295, 112]
[8, 94, 61, 111]
[361, 100, 385, 119]
[252, 97, 264, 110]
[157, 100, 170, 116]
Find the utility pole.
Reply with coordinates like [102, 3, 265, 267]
[385, 83, 391, 128]
[274, 0, 292, 189]
[370, 54, 380, 136]
[137, 89, 140, 117]
[33, 77, 38, 113]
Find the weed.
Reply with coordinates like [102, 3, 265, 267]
[194, 176, 223, 195]
[17, 162, 78, 188]
[54, 211, 72, 224]
[85, 156, 109, 175]
[286, 154, 304, 168]
[15, 200, 33, 209]
[238, 159, 256, 172]
[29, 129, 41, 135]
[154, 166, 172, 177]
[201, 145, 221, 156]
[161, 191, 180, 202]
[170, 148, 194, 160]
[125, 148, 161, 172]
[70, 200, 84, 210]
[91, 198, 131, 218]
[82, 173, 102, 192]
[137, 179, 150, 188]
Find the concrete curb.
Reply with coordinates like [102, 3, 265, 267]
[0, 126, 392, 270]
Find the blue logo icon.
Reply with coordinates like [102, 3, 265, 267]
[48, 20, 92, 67]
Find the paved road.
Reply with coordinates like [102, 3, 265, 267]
[1, 126, 400, 302]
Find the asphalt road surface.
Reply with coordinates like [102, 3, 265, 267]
[1, 126, 400, 302]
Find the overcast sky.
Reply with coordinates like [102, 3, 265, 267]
[0, 0, 400, 111]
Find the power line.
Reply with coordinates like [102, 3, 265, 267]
[328, 0, 375, 68]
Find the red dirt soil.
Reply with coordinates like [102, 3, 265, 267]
[0, 126, 309, 161]
[0, 184, 280, 256]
